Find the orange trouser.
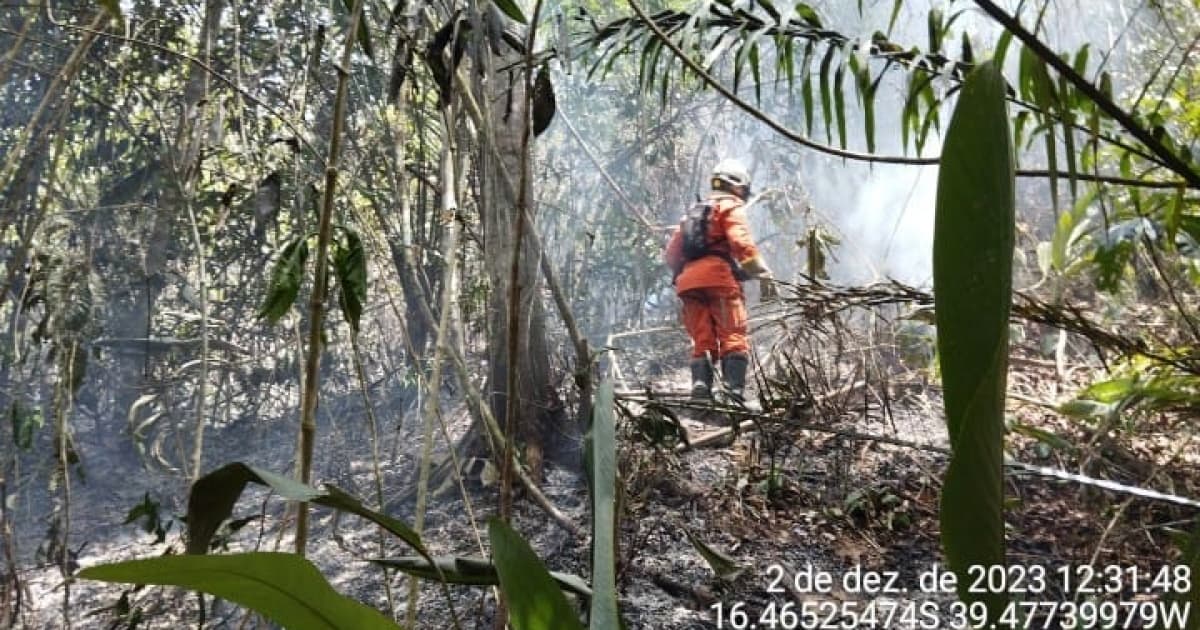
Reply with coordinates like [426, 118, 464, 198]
[679, 287, 749, 359]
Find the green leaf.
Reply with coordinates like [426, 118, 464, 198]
[927, 8, 943, 54]
[1050, 189, 1096, 272]
[802, 72, 815, 137]
[1057, 399, 1113, 420]
[833, 65, 847, 149]
[259, 237, 309, 323]
[887, 0, 902, 36]
[590, 382, 619, 629]
[801, 41, 815, 135]
[488, 518, 585, 630]
[994, 30, 1014, 68]
[748, 43, 762, 105]
[10, 402, 42, 450]
[1166, 187, 1185, 249]
[1092, 238, 1133, 292]
[1063, 123, 1078, 200]
[333, 227, 368, 334]
[186, 463, 426, 558]
[902, 72, 928, 153]
[1044, 130, 1059, 216]
[372, 555, 592, 599]
[818, 44, 836, 144]
[339, 0, 375, 59]
[1013, 111, 1030, 151]
[757, 0, 780, 22]
[856, 64, 877, 153]
[933, 60, 1013, 621]
[80, 553, 399, 630]
[492, 0, 528, 24]
[639, 37, 662, 92]
[795, 3, 821, 27]
[1072, 44, 1090, 79]
[1080, 376, 1137, 404]
[1022, 46, 1058, 111]
[1099, 72, 1113, 102]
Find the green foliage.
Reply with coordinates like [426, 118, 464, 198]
[10, 401, 43, 450]
[185, 462, 426, 556]
[123, 492, 171, 544]
[488, 518, 585, 630]
[840, 483, 914, 531]
[589, 381, 620, 629]
[259, 237, 309, 323]
[933, 60, 1013, 619]
[338, 0, 375, 59]
[261, 227, 369, 333]
[493, 0, 528, 24]
[80, 553, 400, 630]
[333, 227, 368, 334]
[1058, 358, 1200, 427]
[372, 555, 592, 598]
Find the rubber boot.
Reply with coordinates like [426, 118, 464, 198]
[689, 357, 713, 400]
[720, 352, 749, 404]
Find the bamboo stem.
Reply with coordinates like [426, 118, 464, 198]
[296, 0, 365, 556]
[407, 106, 462, 629]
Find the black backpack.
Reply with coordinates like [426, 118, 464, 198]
[681, 201, 715, 260]
[676, 200, 751, 282]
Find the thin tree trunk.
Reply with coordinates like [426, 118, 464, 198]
[296, 0, 364, 555]
[407, 102, 461, 629]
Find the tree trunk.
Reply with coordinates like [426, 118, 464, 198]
[474, 54, 567, 481]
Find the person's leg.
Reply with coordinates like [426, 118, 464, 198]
[680, 292, 718, 398]
[712, 288, 750, 401]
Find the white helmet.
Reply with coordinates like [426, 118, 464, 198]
[711, 158, 751, 198]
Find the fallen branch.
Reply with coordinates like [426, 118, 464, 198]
[760, 278, 1200, 376]
[634, 395, 1200, 509]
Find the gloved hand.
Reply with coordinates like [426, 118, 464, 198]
[740, 256, 771, 277]
[759, 275, 779, 301]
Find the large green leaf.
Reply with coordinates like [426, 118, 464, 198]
[933, 59, 1012, 621]
[488, 518, 584, 630]
[589, 382, 620, 629]
[259, 237, 309, 323]
[80, 553, 399, 630]
[187, 463, 426, 557]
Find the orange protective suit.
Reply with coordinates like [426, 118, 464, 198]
[664, 193, 763, 359]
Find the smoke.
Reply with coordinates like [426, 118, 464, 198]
[836, 161, 941, 286]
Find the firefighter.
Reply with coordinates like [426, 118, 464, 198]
[665, 159, 776, 402]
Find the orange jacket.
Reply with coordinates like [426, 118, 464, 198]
[665, 193, 762, 294]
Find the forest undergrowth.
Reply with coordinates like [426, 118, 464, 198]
[5, 271, 1196, 628]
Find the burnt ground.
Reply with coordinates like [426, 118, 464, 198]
[8, 324, 1199, 629]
